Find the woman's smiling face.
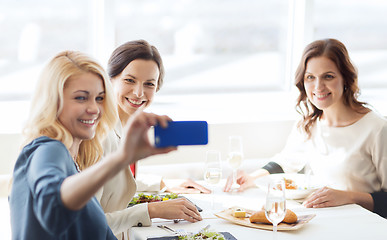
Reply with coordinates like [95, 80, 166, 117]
[111, 59, 159, 119]
[303, 56, 345, 111]
[58, 72, 105, 143]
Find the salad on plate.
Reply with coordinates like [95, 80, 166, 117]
[128, 193, 179, 206]
[178, 230, 225, 240]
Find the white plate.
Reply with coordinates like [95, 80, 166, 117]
[255, 173, 322, 200]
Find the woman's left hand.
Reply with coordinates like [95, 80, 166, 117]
[148, 197, 202, 223]
[302, 186, 351, 208]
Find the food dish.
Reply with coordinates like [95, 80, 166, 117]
[215, 207, 316, 231]
[233, 208, 246, 218]
[146, 232, 236, 240]
[128, 193, 179, 206]
[128, 193, 203, 212]
[146, 236, 179, 240]
[255, 173, 323, 200]
[249, 209, 298, 224]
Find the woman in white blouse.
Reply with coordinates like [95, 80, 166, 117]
[224, 38, 387, 218]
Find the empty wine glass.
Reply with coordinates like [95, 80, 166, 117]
[304, 160, 312, 189]
[204, 150, 222, 210]
[265, 179, 286, 240]
[227, 136, 243, 192]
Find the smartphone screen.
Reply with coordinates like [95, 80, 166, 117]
[154, 121, 208, 148]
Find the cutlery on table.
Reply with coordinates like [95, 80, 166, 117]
[157, 224, 211, 237]
[157, 225, 187, 236]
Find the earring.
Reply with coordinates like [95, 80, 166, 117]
[344, 86, 347, 91]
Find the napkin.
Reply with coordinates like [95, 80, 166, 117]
[166, 179, 211, 194]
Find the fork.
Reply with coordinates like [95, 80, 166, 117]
[199, 224, 211, 233]
[157, 225, 187, 236]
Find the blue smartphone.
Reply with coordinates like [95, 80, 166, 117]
[154, 121, 208, 148]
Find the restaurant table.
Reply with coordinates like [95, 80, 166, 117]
[130, 179, 387, 240]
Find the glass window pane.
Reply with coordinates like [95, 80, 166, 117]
[0, 0, 90, 100]
[115, 0, 289, 94]
[312, 0, 387, 89]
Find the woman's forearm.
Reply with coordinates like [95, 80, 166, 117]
[250, 168, 270, 180]
[60, 152, 125, 210]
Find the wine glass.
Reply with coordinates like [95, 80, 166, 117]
[204, 150, 222, 210]
[227, 136, 243, 192]
[303, 159, 313, 189]
[265, 179, 286, 240]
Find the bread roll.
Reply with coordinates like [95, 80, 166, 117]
[249, 209, 297, 224]
[283, 209, 298, 223]
[249, 210, 271, 224]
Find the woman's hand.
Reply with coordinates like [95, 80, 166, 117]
[118, 111, 177, 166]
[223, 170, 256, 192]
[302, 186, 351, 208]
[147, 198, 202, 223]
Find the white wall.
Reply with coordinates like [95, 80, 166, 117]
[0, 134, 21, 175]
[140, 120, 294, 165]
[137, 120, 294, 179]
[0, 120, 294, 176]
[0, 134, 20, 198]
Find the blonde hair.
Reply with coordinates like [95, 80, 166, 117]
[22, 51, 118, 170]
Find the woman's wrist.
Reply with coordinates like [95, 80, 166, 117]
[147, 202, 158, 219]
[250, 168, 270, 179]
[349, 191, 374, 211]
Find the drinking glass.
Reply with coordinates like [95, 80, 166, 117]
[204, 150, 222, 209]
[304, 160, 312, 189]
[265, 179, 286, 240]
[227, 136, 243, 192]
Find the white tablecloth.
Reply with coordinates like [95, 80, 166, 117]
[130, 180, 387, 240]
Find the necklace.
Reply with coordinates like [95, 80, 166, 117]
[114, 129, 121, 140]
[73, 156, 81, 173]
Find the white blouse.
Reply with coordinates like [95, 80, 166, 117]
[274, 111, 387, 193]
[95, 122, 152, 240]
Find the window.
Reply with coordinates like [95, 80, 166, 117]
[0, 0, 90, 100]
[312, 0, 387, 89]
[1, 0, 387, 132]
[115, 0, 289, 94]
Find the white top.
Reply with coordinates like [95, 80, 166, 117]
[274, 111, 387, 192]
[95, 122, 152, 240]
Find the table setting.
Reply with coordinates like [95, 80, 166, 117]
[130, 136, 387, 240]
[130, 174, 387, 240]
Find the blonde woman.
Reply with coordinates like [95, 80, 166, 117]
[9, 50, 175, 240]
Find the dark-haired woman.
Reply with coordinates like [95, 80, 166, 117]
[96, 40, 202, 240]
